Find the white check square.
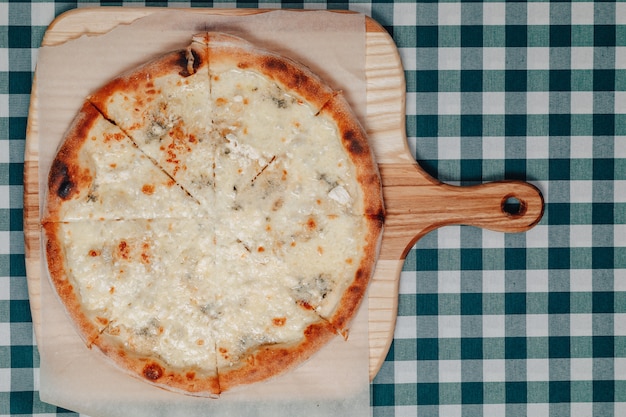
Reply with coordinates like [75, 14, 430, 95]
[398, 48, 417, 71]
[394, 316, 417, 339]
[570, 136, 594, 158]
[571, 47, 594, 70]
[570, 358, 593, 380]
[570, 181, 593, 203]
[393, 3, 416, 27]
[572, 2, 595, 25]
[526, 269, 549, 292]
[570, 269, 593, 292]
[437, 224, 461, 247]
[570, 314, 593, 337]
[439, 360, 462, 382]
[0, 368, 10, 391]
[483, 314, 505, 337]
[615, 91, 626, 114]
[439, 48, 461, 70]
[439, 405, 462, 417]
[483, 48, 505, 70]
[615, 314, 626, 335]
[527, 403, 550, 417]
[482, 271, 505, 293]
[527, 2, 550, 25]
[399, 271, 417, 295]
[526, 358, 550, 381]
[0, 95, 9, 118]
[527, 47, 550, 70]
[438, 270, 461, 294]
[439, 3, 460, 26]
[482, 136, 505, 159]
[527, 92, 550, 115]
[571, 403, 593, 417]
[570, 92, 594, 114]
[437, 136, 461, 160]
[526, 314, 549, 337]
[439, 315, 461, 338]
[483, 359, 505, 382]
[438, 92, 461, 116]
[395, 360, 418, 384]
[483, 3, 505, 25]
[569, 224, 593, 247]
[483, 92, 505, 115]
[525, 136, 549, 159]
[31, 2, 56, 26]
[0, 4, 8, 25]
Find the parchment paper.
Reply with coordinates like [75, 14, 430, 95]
[35, 9, 370, 417]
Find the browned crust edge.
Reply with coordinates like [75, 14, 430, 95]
[42, 101, 100, 223]
[88, 40, 209, 118]
[218, 320, 337, 392]
[203, 32, 337, 112]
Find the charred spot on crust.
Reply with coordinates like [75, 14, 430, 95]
[177, 49, 202, 77]
[372, 208, 386, 225]
[343, 129, 365, 155]
[143, 362, 164, 380]
[262, 57, 288, 74]
[50, 160, 75, 200]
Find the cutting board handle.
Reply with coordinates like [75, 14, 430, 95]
[378, 163, 545, 260]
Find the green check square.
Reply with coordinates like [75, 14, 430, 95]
[571, 292, 593, 313]
[483, 382, 505, 404]
[527, 337, 549, 359]
[527, 70, 549, 92]
[527, 381, 549, 403]
[570, 114, 595, 136]
[483, 26, 505, 48]
[526, 292, 548, 314]
[0, 346, 10, 368]
[572, 70, 593, 91]
[571, 336, 592, 358]
[571, 248, 593, 269]
[528, 25, 549, 48]
[0, 300, 9, 322]
[394, 26, 417, 48]
[439, 247, 460, 270]
[572, 25, 594, 47]
[615, 292, 626, 314]
[439, 382, 462, 405]
[439, 338, 461, 360]
[396, 383, 418, 405]
[439, 294, 460, 315]
[483, 294, 504, 314]
[616, 381, 626, 401]
[571, 381, 593, 402]
[484, 337, 505, 359]
[439, 26, 460, 48]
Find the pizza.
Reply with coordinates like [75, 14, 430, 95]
[42, 32, 384, 396]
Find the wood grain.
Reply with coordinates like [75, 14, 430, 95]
[23, 8, 544, 382]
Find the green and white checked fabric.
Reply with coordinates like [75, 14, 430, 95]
[1, 1, 625, 416]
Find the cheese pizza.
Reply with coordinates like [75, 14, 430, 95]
[42, 32, 384, 396]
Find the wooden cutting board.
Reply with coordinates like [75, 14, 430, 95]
[23, 8, 544, 382]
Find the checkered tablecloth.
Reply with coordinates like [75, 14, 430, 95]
[1, 1, 625, 416]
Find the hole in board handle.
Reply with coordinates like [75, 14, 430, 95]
[501, 195, 527, 217]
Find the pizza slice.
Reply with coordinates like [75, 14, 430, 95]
[44, 218, 221, 395]
[210, 233, 336, 391]
[43, 102, 205, 223]
[88, 36, 216, 207]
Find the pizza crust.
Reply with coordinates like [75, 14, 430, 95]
[42, 32, 384, 396]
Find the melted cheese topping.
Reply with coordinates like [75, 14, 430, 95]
[51, 50, 374, 384]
